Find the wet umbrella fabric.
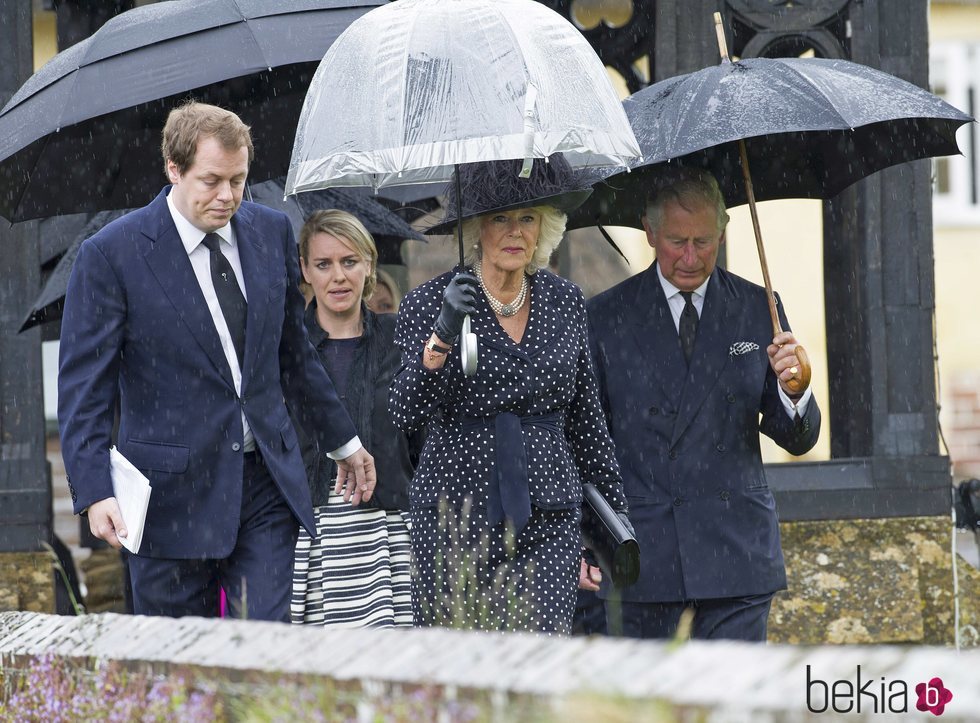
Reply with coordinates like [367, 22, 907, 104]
[247, 178, 428, 265]
[569, 56, 973, 229]
[20, 181, 426, 331]
[286, 0, 639, 378]
[285, 0, 640, 196]
[0, 0, 383, 223]
[21, 210, 129, 331]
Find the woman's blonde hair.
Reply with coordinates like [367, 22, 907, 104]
[460, 205, 567, 274]
[299, 209, 378, 299]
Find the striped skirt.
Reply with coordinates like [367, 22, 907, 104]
[291, 493, 412, 628]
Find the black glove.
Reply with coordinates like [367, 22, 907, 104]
[433, 272, 479, 344]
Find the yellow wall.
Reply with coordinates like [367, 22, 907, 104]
[725, 201, 828, 462]
[930, 3, 980, 42]
[930, 2, 980, 449]
[32, 7, 57, 71]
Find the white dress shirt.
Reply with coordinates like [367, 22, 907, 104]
[656, 264, 811, 418]
[166, 192, 361, 461]
[167, 192, 255, 451]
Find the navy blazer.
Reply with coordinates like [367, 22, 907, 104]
[587, 264, 820, 602]
[389, 268, 627, 515]
[58, 188, 356, 558]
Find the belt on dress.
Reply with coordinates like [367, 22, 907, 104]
[460, 410, 562, 533]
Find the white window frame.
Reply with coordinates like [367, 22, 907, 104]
[930, 41, 980, 227]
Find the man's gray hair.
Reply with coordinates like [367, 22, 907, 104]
[644, 166, 730, 233]
[460, 205, 567, 274]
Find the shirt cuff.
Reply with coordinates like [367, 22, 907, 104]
[326, 436, 362, 461]
[778, 385, 813, 419]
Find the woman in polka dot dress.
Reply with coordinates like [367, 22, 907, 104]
[389, 157, 630, 634]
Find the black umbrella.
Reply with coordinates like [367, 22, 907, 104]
[0, 0, 384, 223]
[570, 13, 973, 394]
[248, 178, 427, 265]
[569, 48, 973, 230]
[21, 210, 129, 331]
[20, 179, 426, 331]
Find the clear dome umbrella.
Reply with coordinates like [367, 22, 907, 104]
[286, 0, 640, 374]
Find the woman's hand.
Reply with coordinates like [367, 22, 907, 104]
[579, 557, 602, 591]
[432, 272, 479, 343]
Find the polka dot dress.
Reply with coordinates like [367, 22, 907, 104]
[389, 268, 628, 634]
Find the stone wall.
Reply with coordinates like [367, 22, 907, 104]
[2, 611, 979, 721]
[0, 553, 54, 614]
[773, 516, 980, 646]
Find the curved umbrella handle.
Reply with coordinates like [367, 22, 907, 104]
[784, 344, 812, 395]
[461, 315, 478, 377]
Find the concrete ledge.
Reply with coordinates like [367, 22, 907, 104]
[2, 612, 979, 720]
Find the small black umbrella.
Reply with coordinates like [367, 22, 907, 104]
[21, 210, 128, 331]
[20, 180, 426, 331]
[0, 0, 383, 223]
[569, 47, 973, 230]
[248, 178, 428, 265]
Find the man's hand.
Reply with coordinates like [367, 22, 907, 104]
[334, 447, 377, 506]
[579, 557, 602, 592]
[767, 330, 807, 396]
[87, 497, 128, 550]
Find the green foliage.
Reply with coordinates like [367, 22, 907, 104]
[423, 497, 539, 631]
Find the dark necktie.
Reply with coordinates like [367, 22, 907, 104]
[202, 233, 247, 370]
[679, 291, 698, 365]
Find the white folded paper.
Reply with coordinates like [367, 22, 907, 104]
[109, 446, 152, 554]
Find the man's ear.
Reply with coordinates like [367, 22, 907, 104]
[166, 159, 180, 184]
[641, 215, 656, 249]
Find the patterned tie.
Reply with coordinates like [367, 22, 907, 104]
[202, 233, 247, 370]
[679, 291, 698, 365]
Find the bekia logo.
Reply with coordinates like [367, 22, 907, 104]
[806, 666, 953, 716]
[916, 677, 953, 716]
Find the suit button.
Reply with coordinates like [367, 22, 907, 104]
[648, 406, 659, 416]
[716, 443, 727, 453]
[726, 393, 736, 403]
[232, 442, 241, 452]
[668, 450, 678, 460]
[673, 497, 683, 506]
[719, 491, 731, 501]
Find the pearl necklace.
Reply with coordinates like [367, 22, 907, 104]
[474, 262, 528, 317]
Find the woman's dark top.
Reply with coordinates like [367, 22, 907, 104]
[298, 301, 420, 511]
[318, 336, 360, 396]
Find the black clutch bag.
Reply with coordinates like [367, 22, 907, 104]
[581, 483, 640, 588]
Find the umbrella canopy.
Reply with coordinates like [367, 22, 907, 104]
[21, 210, 128, 331]
[569, 56, 973, 229]
[285, 0, 641, 195]
[21, 179, 426, 331]
[247, 178, 427, 265]
[0, 0, 383, 223]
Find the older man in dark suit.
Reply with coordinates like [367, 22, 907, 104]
[58, 102, 376, 622]
[587, 167, 820, 641]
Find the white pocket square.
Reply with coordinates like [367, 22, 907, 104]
[729, 341, 760, 356]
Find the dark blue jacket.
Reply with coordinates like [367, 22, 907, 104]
[587, 263, 820, 602]
[58, 188, 355, 558]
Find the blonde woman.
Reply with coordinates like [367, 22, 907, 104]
[291, 210, 418, 628]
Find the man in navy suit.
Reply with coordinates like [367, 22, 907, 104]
[587, 167, 820, 641]
[58, 102, 376, 622]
